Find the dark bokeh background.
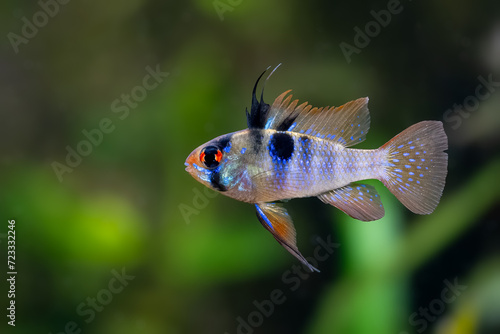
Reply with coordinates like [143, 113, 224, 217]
[1, 1, 500, 333]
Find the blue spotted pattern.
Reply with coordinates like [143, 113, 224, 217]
[386, 136, 434, 195]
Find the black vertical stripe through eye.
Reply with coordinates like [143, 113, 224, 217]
[217, 135, 232, 151]
[210, 171, 227, 192]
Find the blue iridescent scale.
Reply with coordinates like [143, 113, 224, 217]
[260, 131, 384, 199]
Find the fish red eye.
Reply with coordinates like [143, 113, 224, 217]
[200, 146, 223, 168]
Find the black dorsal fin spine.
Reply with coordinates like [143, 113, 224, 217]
[246, 69, 270, 129]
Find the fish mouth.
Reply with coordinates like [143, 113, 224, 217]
[185, 152, 198, 173]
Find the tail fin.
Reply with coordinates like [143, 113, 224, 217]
[379, 121, 448, 214]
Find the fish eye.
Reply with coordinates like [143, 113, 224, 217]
[200, 146, 223, 168]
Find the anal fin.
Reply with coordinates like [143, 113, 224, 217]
[318, 183, 385, 221]
[255, 203, 319, 272]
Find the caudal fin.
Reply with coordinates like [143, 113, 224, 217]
[379, 121, 448, 214]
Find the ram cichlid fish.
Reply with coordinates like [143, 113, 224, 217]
[184, 67, 448, 272]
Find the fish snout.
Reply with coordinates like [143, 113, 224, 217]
[184, 152, 198, 174]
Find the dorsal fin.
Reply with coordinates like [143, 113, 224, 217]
[245, 70, 270, 129]
[246, 64, 284, 129]
[266, 91, 371, 147]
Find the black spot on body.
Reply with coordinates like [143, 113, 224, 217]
[210, 171, 227, 192]
[268, 132, 294, 161]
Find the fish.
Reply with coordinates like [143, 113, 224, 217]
[184, 66, 448, 272]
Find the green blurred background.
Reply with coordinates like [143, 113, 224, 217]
[1, 0, 500, 333]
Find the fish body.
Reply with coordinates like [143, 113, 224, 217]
[195, 128, 383, 204]
[185, 69, 448, 272]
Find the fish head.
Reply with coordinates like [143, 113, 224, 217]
[185, 133, 248, 195]
[184, 142, 221, 188]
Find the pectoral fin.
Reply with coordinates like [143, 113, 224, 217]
[255, 203, 319, 272]
[318, 183, 385, 221]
